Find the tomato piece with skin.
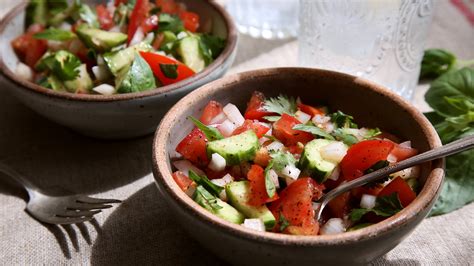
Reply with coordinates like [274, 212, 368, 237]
[139, 51, 195, 85]
[273, 114, 314, 146]
[175, 128, 209, 167]
[269, 177, 324, 235]
[297, 103, 325, 117]
[378, 177, 416, 207]
[390, 143, 418, 162]
[128, 0, 150, 44]
[247, 164, 279, 206]
[11, 24, 47, 68]
[200, 101, 223, 125]
[340, 140, 395, 181]
[96, 4, 114, 30]
[179, 11, 200, 32]
[244, 91, 275, 121]
[351, 184, 384, 199]
[156, 0, 181, 14]
[172, 171, 194, 192]
[232, 120, 270, 138]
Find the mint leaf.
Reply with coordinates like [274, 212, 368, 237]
[263, 95, 297, 115]
[194, 185, 222, 212]
[189, 116, 224, 141]
[189, 170, 223, 197]
[279, 212, 290, 231]
[159, 63, 178, 79]
[420, 49, 457, 80]
[293, 124, 335, 140]
[264, 162, 276, 198]
[330, 111, 358, 128]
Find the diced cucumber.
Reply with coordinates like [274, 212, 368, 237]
[63, 64, 93, 93]
[103, 42, 152, 76]
[207, 130, 259, 166]
[76, 24, 127, 52]
[299, 139, 338, 183]
[176, 36, 205, 72]
[194, 186, 244, 224]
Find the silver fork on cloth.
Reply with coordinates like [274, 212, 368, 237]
[0, 163, 121, 224]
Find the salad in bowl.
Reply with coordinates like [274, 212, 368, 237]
[11, 0, 225, 95]
[170, 91, 420, 235]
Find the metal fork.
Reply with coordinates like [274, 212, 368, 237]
[0, 163, 121, 224]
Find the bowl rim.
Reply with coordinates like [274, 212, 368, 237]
[0, 0, 238, 102]
[152, 67, 444, 246]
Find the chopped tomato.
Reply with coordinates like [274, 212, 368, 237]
[11, 24, 47, 68]
[340, 140, 395, 181]
[254, 147, 271, 167]
[96, 4, 114, 30]
[128, 0, 150, 44]
[297, 103, 325, 117]
[200, 101, 223, 125]
[390, 143, 418, 162]
[232, 120, 270, 138]
[172, 171, 194, 192]
[273, 114, 314, 146]
[247, 164, 279, 206]
[244, 91, 275, 121]
[269, 177, 324, 235]
[156, 0, 181, 14]
[175, 128, 209, 167]
[327, 191, 351, 218]
[139, 51, 195, 85]
[351, 184, 384, 199]
[286, 143, 304, 156]
[179, 11, 200, 32]
[378, 177, 416, 207]
[141, 14, 159, 34]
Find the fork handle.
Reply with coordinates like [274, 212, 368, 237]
[0, 162, 35, 192]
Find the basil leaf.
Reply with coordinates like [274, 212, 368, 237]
[159, 63, 179, 79]
[116, 54, 156, 93]
[264, 162, 276, 198]
[189, 170, 223, 197]
[34, 28, 77, 41]
[279, 212, 290, 232]
[293, 124, 335, 140]
[188, 116, 224, 141]
[425, 67, 474, 117]
[420, 49, 457, 80]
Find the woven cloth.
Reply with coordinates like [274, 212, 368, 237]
[1, 1, 473, 265]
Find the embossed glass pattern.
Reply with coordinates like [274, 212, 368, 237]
[298, 0, 434, 100]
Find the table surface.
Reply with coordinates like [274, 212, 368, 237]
[1, 1, 473, 265]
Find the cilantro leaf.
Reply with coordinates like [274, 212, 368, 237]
[263, 95, 297, 116]
[279, 212, 290, 231]
[199, 34, 226, 64]
[270, 151, 297, 172]
[293, 124, 335, 140]
[332, 128, 358, 146]
[350, 192, 403, 222]
[189, 170, 223, 197]
[189, 116, 224, 141]
[264, 162, 276, 198]
[160, 63, 179, 79]
[34, 28, 77, 41]
[194, 185, 222, 212]
[37, 50, 81, 81]
[330, 111, 358, 128]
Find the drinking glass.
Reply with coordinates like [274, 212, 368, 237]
[226, 0, 299, 39]
[298, 0, 435, 100]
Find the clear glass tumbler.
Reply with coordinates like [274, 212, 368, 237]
[226, 0, 299, 39]
[298, 0, 435, 100]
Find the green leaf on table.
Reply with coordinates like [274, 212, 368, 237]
[264, 162, 276, 198]
[350, 192, 403, 222]
[420, 49, 457, 80]
[189, 170, 223, 197]
[188, 116, 224, 141]
[293, 124, 335, 140]
[159, 63, 179, 79]
[34, 28, 77, 41]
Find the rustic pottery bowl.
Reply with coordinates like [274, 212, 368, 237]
[152, 68, 444, 265]
[0, 0, 237, 139]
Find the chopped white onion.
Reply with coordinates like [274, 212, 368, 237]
[208, 153, 226, 172]
[173, 160, 205, 176]
[312, 114, 331, 125]
[360, 194, 377, 209]
[242, 219, 265, 232]
[327, 166, 341, 181]
[92, 84, 115, 95]
[295, 110, 311, 124]
[320, 218, 346, 235]
[209, 112, 227, 125]
[266, 141, 284, 152]
[281, 164, 301, 180]
[387, 153, 397, 163]
[391, 166, 420, 180]
[217, 119, 237, 137]
[320, 142, 348, 163]
[129, 28, 144, 46]
[92, 65, 111, 82]
[312, 202, 321, 211]
[399, 141, 412, 148]
[268, 169, 280, 189]
[15, 63, 33, 81]
[223, 103, 245, 126]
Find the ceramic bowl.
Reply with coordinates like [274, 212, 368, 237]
[0, 0, 237, 139]
[152, 68, 444, 265]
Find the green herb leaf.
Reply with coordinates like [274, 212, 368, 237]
[350, 192, 403, 222]
[199, 34, 226, 64]
[189, 170, 223, 197]
[263, 95, 297, 115]
[293, 124, 335, 140]
[332, 128, 359, 146]
[25, 0, 47, 27]
[330, 111, 358, 128]
[349, 208, 371, 222]
[188, 116, 224, 141]
[194, 185, 222, 212]
[157, 13, 184, 33]
[116, 54, 156, 93]
[420, 49, 457, 80]
[364, 128, 382, 139]
[264, 162, 276, 198]
[270, 151, 297, 172]
[37, 50, 81, 81]
[279, 212, 290, 231]
[159, 63, 179, 79]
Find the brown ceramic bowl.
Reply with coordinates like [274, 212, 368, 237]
[0, 0, 237, 139]
[152, 68, 444, 265]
